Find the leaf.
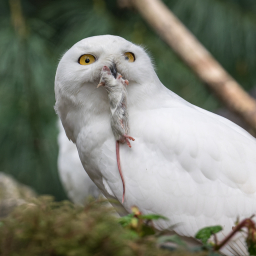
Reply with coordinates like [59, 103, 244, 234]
[140, 214, 168, 221]
[195, 226, 223, 245]
[141, 224, 155, 237]
[118, 214, 134, 227]
[157, 235, 187, 247]
[247, 241, 256, 255]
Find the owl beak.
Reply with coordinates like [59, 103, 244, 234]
[109, 63, 117, 78]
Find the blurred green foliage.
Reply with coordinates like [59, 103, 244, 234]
[1, 0, 256, 199]
[119, 206, 168, 237]
[0, 196, 209, 256]
[195, 226, 223, 246]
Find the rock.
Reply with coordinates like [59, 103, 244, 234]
[0, 172, 36, 217]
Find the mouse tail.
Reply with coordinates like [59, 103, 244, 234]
[116, 141, 125, 203]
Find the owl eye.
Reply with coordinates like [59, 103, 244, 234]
[78, 54, 96, 65]
[124, 52, 135, 62]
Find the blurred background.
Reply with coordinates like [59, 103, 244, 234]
[1, 0, 256, 200]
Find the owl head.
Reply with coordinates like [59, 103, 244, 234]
[54, 35, 160, 141]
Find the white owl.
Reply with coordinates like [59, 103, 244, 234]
[55, 35, 256, 255]
[57, 119, 101, 204]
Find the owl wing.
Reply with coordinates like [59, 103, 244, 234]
[112, 103, 255, 254]
[57, 120, 101, 204]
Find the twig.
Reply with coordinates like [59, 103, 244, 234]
[214, 218, 255, 251]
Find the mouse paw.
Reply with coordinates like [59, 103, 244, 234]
[117, 73, 129, 86]
[98, 66, 115, 88]
[124, 135, 135, 148]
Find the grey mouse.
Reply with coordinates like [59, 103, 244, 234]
[97, 66, 135, 203]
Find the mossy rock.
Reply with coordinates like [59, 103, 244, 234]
[0, 172, 36, 217]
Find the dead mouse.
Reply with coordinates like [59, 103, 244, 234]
[97, 65, 135, 203]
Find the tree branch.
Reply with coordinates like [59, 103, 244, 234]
[9, 0, 27, 38]
[130, 0, 256, 133]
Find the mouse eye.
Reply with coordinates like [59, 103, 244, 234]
[78, 54, 96, 65]
[124, 52, 135, 62]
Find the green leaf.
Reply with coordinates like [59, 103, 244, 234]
[118, 214, 134, 227]
[247, 242, 256, 256]
[157, 235, 187, 247]
[195, 226, 223, 245]
[140, 214, 168, 221]
[140, 225, 155, 237]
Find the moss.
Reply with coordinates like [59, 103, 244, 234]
[0, 197, 208, 256]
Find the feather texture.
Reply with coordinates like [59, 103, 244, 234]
[57, 120, 101, 204]
[55, 35, 256, 255]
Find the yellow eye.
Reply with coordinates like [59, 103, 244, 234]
[124, 52, 135, 62]
[78, 54, 96, 65]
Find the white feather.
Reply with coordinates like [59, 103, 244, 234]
[57, 120, 101, 204]
[55, 35, 256, 255]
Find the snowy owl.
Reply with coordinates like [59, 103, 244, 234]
[55, 35, 256, 255]
[57, 119, 101, 204]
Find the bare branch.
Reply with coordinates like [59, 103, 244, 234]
[130, 0, 256, 133]
[9, 0, 27, 38]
